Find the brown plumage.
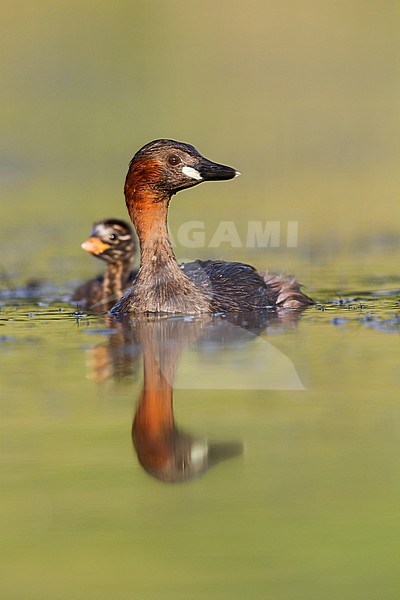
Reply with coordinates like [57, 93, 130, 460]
[110, 139, 313, 315]
[263, 272, 314, 309]
[72, 218, 137, 311]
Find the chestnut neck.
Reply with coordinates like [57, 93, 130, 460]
[124, 165, 182, 277]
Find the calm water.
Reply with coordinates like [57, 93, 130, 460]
[2, 1, 400, 597]
[1, 273, 399, 600]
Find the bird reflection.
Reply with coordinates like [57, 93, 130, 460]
[130, 317, 243, 483]
[86, 309, 307, 483]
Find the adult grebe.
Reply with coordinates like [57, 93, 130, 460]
[110, 139, 313, 315]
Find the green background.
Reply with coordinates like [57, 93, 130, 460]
[2, 0, 400, 284]
[1, 2, 399, 599]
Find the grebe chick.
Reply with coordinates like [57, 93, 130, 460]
[72, 218, 137, 311]
[110, 139, 313, 315]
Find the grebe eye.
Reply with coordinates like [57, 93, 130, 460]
[167, 154, 181, 166]
[109, 234, 116, 241]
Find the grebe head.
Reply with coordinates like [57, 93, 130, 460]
[81, 218, 136, 263]
[126, 139, 240, 196]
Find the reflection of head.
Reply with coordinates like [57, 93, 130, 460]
[132, 420, 243, 483]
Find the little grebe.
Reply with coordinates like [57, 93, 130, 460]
[72, 218, 137, 310]
[110, 139, 313, 315]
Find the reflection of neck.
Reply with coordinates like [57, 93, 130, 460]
[131, 318, 213, 479]
[132, 323, 178, 469]
[132, 319, 201, 449]
[134, 359, 174, 438]
[133, 391, 174, 472]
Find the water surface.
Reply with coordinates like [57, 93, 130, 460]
[1, 272, 399, 600]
